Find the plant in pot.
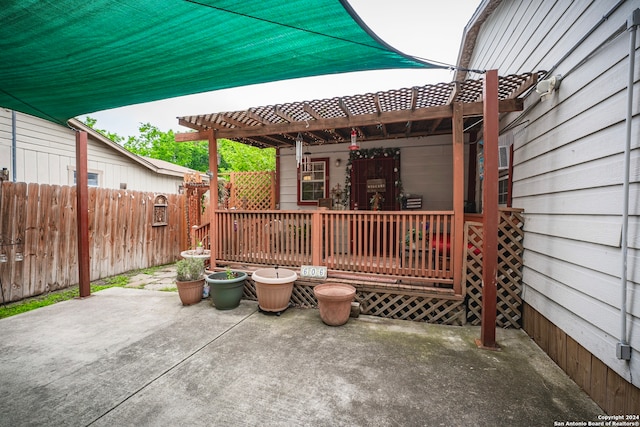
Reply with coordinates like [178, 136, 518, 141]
[205, 267, 247, 310]
[195, 241, 204, 255]
[404, 228, 423, 249]
[175, 257, 205, 305]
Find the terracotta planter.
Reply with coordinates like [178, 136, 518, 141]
[176, 279, 205, 306]
[252, 268, 298, 314]
[206, 271, 247, 310]
[314, 283, 356, 326]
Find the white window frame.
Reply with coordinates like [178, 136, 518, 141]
[69, 166, 102, 187]
[297, 158, 329, 205]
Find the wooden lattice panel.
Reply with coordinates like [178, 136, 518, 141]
[290, 283, 318, 308]
[465, 222, 484, 324]
[240, 280, 464, 325]
[229, 171, 275, 210]
[465, 209, 525, 328]
[242, 278, 258, 300]
[358, 291, 465, 325]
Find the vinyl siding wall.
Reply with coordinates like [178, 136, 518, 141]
[0, 109, 184, 193]
[278, 134, 468, 211]
[465, 0, 640, 386]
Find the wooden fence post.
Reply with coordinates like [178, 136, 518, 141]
[479, 69, 499, 349]
[75, 130, 90, 298]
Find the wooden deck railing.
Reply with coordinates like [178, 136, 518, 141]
[216, 211, 314, 266]
[321, 211, 454, 281]
[207, 210, 458, 285]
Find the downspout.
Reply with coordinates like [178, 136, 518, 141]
[617, 8, 639, 361]
[11, 111, 17, 182]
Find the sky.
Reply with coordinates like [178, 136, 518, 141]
[80, 0, 480, 139]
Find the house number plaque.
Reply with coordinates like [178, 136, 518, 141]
[300, 265, 327, 280]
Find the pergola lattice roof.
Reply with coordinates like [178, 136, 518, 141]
[177, 72, 542, 148]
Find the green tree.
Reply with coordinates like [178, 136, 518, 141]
[82, 116, 125, 144]
[83, 118, 275, 173]
[217, 139, 275, 172]
[124, 123, 209, 171]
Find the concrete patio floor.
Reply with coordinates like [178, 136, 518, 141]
[0, 280, 604, 426]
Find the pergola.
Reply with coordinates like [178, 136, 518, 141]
[176, 71, 540, 348]
[176, 72, 538, 148]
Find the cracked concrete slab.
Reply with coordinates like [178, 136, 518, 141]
[0, 287, 603, 426]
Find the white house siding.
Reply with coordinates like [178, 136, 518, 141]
[464, 0, 640, 386]
[278, 134, 468, 211]
[0, 109, 184, 193]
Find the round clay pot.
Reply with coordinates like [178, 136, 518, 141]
[252, 268, 298, 313]
[206, 271, 247, 310]
[176, 279, 205, 306]
[314, 283, 356, 326]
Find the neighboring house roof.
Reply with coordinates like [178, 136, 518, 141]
[141, 156, 207, 179]
[67, 118, 200, 180]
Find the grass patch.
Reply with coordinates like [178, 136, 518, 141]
[0, 264, 178, 319]
[141, 265, 162, 275]
[158, 287, 177, 292]
[0, 273, 133, 320]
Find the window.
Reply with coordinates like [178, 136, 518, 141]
[297, 158, 329, 205]
[498, 174, 509, 206]
[71, 170, 100, 187]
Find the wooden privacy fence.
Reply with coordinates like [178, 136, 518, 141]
[0, 182, 184, 303]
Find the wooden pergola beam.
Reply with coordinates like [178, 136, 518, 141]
[274, 106, 297, 123]
[215, 105, 454, 138]
[174, 99, 522, 141]
[303, 102, 324, 120]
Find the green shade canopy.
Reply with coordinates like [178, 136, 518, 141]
[0, 0, 438, 125]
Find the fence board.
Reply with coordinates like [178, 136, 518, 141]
[25, 183, 41, 296]
[0, 182, 184, 302]
[46, 185, 61, 290]
[57, 186, 74, 288]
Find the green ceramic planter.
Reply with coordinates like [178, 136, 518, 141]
[205, 271, 247, 310]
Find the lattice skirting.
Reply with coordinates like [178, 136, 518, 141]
[242, 279, 465, 325]
[464, 209, 524, 328]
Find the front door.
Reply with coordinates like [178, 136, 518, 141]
[350, 156, 399, 211]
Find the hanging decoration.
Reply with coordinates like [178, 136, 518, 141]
[295, 132, 303, 169]
[349, 128, 359, 151]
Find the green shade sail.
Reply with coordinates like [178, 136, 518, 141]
[0, 0, 437, 124]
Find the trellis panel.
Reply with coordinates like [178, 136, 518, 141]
[465, 209, 525, 327]
[228, 171, 276, 210]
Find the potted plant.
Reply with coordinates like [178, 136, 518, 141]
[175, 257, 205, 305]
[404, 228, 423, 249]
[205, 267, 247, 310]
[195, 241, 204, 255]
